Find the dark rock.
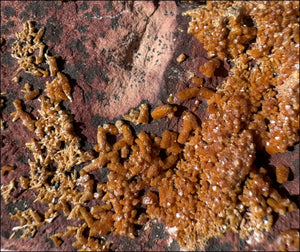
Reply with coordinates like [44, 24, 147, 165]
[92, 5, 101, 17]
[151, 223, 168, 240]
[1, 51, 15, 66]
[25, 2, 46, 19]
[4, 198, 32, 215]
[75, 24, 89, 33]
[2, 5, 16, 18]
[43, 17, 63, 43]
[66, 38, 89, 58]
[79, 2, 89, 11]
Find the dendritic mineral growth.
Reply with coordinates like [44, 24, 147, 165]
[1, 1, 299, 251]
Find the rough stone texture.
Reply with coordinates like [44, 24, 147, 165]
[1, 1, 299, 251]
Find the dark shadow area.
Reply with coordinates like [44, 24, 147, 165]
[72, 120, 93, 152]
[175, 0, 206, 10]
[254, 148, 300, 211]
[204, 237, 233, 251]
[215, 61, 230, 78]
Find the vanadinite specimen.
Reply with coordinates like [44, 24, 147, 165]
[1, 1, 299, 251]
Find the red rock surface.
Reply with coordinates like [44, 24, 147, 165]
[1, 1, 299, 251]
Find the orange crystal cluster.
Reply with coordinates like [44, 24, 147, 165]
[1, 1, 299, 251]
